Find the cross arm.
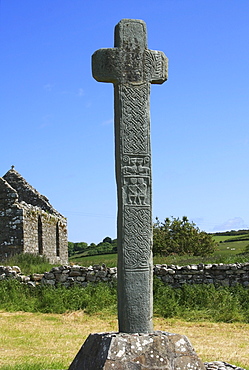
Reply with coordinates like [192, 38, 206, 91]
[144, 50, 168, 84]
[92, 48, 120, 83]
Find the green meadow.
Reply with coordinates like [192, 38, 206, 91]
[69, 232, 249, 267]
[1, 232, 249, 369]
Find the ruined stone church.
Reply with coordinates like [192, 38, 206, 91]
[0, 167, 68, 264]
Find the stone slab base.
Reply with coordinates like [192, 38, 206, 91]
[68, 331, 205, 370]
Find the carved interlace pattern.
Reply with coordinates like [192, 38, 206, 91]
[144, 50, 164, 81]
[120, 84, 150, 154]
[119, 83, 152, 271]
[123, 206, 151, 269]
[92, 19, 168, 333]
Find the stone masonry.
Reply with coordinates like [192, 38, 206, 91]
[35, 261, 249, 288]
[154, 262, 249, 288]
[1, 262, 249, 288]
[92, 18, 168, 334]
[0, 167, 68, 264]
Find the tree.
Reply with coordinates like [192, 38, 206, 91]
[68, 241, 89, 256]
[102, 236, 112, 244]
[68, 242, 75, 257]
[153, 216, 216, 257]
[74, 242, 88, 253]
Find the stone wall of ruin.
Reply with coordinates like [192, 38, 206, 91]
[22, 207, 68, 265]
[0, 168, 68, 265]
[3, 170, 59, 215]
[0, 178, 24, 259]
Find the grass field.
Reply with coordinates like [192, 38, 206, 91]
[69, 252, 117, 267]
[1, 234, 249, 369]
[69, 233, 249, 267]
[5, 232, 247, 270]
[0, 311, 248, 370]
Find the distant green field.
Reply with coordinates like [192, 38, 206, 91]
[213, 233, 249, 259]
[213, 235, 232, 242]
[215, 240, 248, 256]
[69, 233, 249, 267]
[213, 233, 249, 243]
[70, 253, 117, 267]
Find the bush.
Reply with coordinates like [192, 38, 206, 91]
[153, 216, 217, 257]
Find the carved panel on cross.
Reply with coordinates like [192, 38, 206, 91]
[123, 206, 152, 270]
[119, 83, 150, 154]
[144, 50, 166, 82]
[121, 155, 151, 206]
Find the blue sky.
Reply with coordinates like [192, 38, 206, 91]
[1, 1, 249, 243]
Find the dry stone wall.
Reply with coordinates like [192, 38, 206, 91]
[1, 262, 249, 288]
[154, 262, 249, 288]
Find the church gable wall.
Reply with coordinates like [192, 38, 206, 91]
[0, 169, 68, 265]
[3, 170, 59, 215]
[0, 178, 24, 259]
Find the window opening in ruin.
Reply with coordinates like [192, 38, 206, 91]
[38, 215, 43, 255]
[56, 222, 60, 257]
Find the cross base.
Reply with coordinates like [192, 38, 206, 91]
[68, 331, 205, 369]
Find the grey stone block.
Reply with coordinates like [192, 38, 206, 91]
[68, 331, 205, 370]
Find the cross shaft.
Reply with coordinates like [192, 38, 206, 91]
[92, 19, 168, 333]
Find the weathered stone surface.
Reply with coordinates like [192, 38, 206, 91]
[204, 361, 246, 370]
[2, 262, 249, 288]
[68, 331, 205, 370]
[0, 167, 68, 264]
[45, 361, 247, 370]
[154, 262, 249, 288]
[92, 18, 167, 334]
[31, 273, 44, 281]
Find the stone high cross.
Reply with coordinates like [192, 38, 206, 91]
[92, 19, 168, 333]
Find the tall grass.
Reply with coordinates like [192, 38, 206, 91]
[1, 278, 249, 323]
[3, 253, 54, 275]
[153, 278, 249, 323]
[0, 279, 117, 315]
